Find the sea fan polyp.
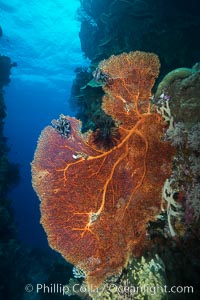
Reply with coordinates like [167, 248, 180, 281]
[31, 51, 175, 288]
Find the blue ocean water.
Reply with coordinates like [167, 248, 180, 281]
[1, 0, 89, 248]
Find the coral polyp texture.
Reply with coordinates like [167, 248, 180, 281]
[31, 51, 175, 288]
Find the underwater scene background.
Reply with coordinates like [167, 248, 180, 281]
[0, 0, 200, 299]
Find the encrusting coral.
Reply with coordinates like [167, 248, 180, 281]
[31, 51, 175, 289]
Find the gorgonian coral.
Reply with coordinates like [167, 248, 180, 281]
[31, 51, 175, 288]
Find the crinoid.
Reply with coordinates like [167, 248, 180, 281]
[91, 114, 120, 150]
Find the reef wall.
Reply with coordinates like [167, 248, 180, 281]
[62, 1, 200, 298]
[70, 0, 200, 133]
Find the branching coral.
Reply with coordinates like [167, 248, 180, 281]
[162, 178, 183, 237]
[31, 51, 175, 289]
[156, 97, 174, 131]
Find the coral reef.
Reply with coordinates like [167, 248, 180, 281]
[129, 255, 166, 300]
[49, 59, 200, 300]
[78, 0, 200, 74]
[155, 63, 200, 129]
[32, 51, 175, 289]
[69, 66, 108, 134]
[64, 255, 167, 300]
[154, 68, 194, 99]
[72, 0, 200, 137]
[155, 63, 200, 232]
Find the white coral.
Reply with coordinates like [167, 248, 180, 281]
[162, 178, 183, 237]
[157, 99, 174, 131]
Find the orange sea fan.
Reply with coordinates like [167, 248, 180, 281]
[31, 51, 175, 289]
